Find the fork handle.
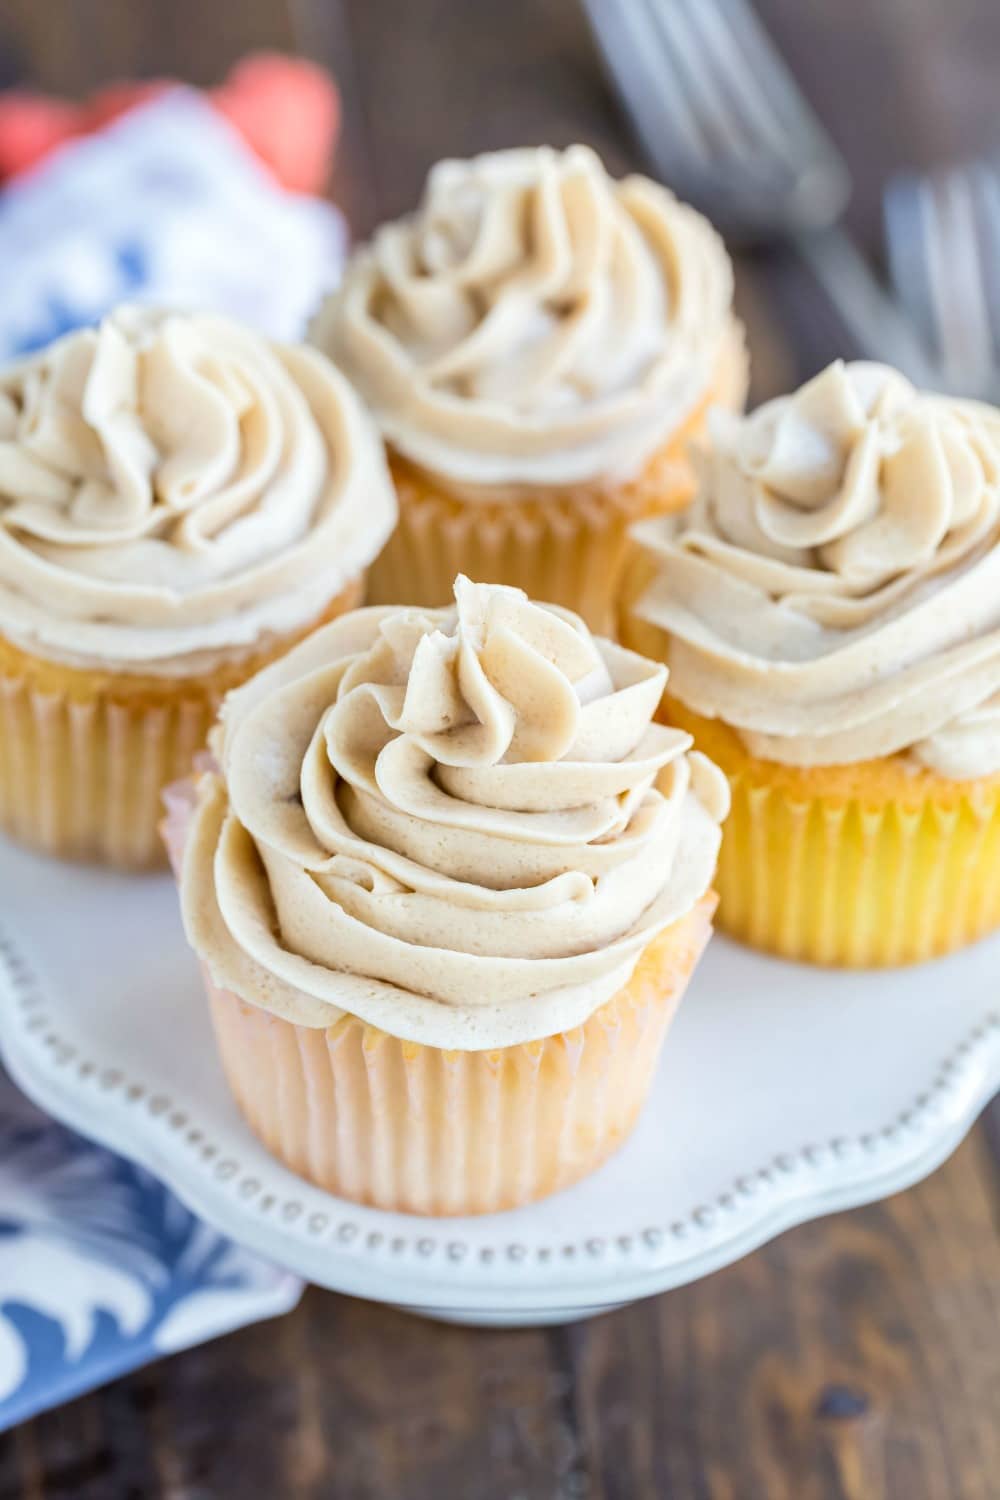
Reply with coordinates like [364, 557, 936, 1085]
[792, 227, 938, 386]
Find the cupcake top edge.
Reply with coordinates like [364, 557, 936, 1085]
[629, 358, 1000, 778]
[0, 304, 397, 672]
[179, 575, 728, 1050]
[310, 143, 742, 491]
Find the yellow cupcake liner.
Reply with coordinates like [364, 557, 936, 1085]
[367, 340, 748, 636]
[664, 699, 1000, 967]
[203, 893, 716, 1216]
[0, 577, 363, 869]
[0, 679, 217, 869]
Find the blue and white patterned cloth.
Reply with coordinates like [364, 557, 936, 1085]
[0, 1066, 301, 1431]
[0, 86, 347, 359]
[0, 89, 356, 1426]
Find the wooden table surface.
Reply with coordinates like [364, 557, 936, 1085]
[1, 2, 999, 1497]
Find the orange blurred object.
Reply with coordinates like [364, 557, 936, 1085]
[0, 94, 82, 178]
[0, 54, 340, 194]
[84, 80, 174, 129]
[213, 56, 340, 196]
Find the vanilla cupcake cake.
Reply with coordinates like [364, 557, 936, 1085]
[626, 360, 1000, 966]
[167, 576, 729, 1214]
[0, 305, 396, 867]
[311, 144, 746, 633]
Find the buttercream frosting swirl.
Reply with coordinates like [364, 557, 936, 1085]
[631, 360, 1000, 776]
[0, 305, 396, 670]
[181, 577, 728, 1050]
[310, 144, 738, 488]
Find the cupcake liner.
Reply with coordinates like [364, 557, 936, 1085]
[201, 893, 715, 1215]
[0, 675, 213, 868]
[368, 343, 748, 636]
[0, 577, 363, 869]
[367, 470, 669, 637]
[664, 700, 1000, 967]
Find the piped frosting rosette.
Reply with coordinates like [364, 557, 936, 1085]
[181, 577, 729, 1051]
[632, 360, 1000, 777]
[311, 144, 738, 489]
[0, 304, 396, 669]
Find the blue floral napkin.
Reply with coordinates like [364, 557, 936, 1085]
[0, 1066, 301, 1431]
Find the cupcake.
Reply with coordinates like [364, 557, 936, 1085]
[310, 144, 746, 634]
[0, 305, 396, 867]
[625, 360, 1000, 966]
[167, 575, 729, 1214]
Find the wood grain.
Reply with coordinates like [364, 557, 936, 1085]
[0, 2, 997, 1497]
[1, 1127, 997, 1500]
[0, 0, 297, 92]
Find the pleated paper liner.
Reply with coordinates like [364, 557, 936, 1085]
[664, 699, 1000, 967]
[203, 893, 716, 1216]
[0, 576, 363, 869]
[366, 337, 749, 637]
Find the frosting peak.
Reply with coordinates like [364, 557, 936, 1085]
[311, 145, 738, 487]
[0, 305, 396, 668]
[339, 573, 619, 766]
[632, 361, 1000, 776]
[709, 360, 995, 603]
[182, 579, 728, 1050]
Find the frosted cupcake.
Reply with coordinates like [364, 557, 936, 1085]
[168, 576, 729, 1214]
[310, 144, 746, 634]
[625, 360, 1000, 966]
[0, 305, 396, 867]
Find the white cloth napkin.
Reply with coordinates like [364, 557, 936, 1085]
[0, 87, 347, 357]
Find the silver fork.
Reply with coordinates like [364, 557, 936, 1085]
[884, 161, 1000, 402]
[581, 0, 937, 384]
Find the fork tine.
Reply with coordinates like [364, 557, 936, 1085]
[586, 0, 936, 379]
[712, 0, 840, 151]
[585, 0, 798, 230]
[645, 0, 811, 233]
[581, 0, 712, 185]
[583, 0, 848, 235]
[885, 161, 1000, 396]
[676, 0, 803, 168]
[965, 163, 1000, 375]
[931, 167, 995, 385]
[884, 171, 940, 359]
[681, 0, 850, 223]
[651, 0, 756, 165]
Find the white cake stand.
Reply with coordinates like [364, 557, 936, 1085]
[1, 839, 997, 1327]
